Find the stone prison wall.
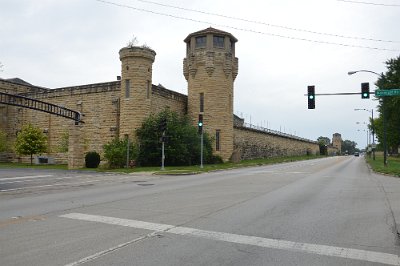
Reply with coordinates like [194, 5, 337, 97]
[233, 126, 320, 161]
[0, 79, 187, 164]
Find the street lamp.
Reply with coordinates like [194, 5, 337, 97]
[348, 70, 380, 76]
[349, 69, 387, 166]
[354, 109, 375, 160]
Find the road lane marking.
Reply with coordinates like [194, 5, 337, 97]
[0, 179, 103, 192]
[64, 233, 156, 266]
[60, 213, 400, 265]
[0, 175, 53, 181]
[0, 175, 147, 192]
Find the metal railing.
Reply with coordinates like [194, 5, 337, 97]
[0, 92, 83, 124]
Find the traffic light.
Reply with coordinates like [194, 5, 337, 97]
[361, 82, 370, 99]
[198, 114, 203, 134]
[159, 118, 167, 132]
[307, 86, 315, 109]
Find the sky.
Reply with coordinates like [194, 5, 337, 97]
[1, 0, 399, 149]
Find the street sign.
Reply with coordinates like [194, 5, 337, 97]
[375, 89, 400, 97]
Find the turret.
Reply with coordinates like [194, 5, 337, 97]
[183, 27, 238, 161]
[119, 46, 156, 138]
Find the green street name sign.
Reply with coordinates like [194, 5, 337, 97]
[375, 89, 400, 97]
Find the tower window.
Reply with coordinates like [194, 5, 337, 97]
[147, 80, 150, 99]
[199, 93, 204, 112]
[216, 130, 221, 151]
[213, 36, 224, 48]
[195, 36, 206, 48]
[125, 79, 130, 98]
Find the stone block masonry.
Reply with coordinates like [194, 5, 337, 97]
[233, 126, 320, 160]
[1, 27, 335, 166]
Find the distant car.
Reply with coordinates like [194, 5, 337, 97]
[354, 152, 359, 157]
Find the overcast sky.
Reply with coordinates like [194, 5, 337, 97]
[1, 0, 399, 149]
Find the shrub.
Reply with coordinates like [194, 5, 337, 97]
[85, 151, 100, 168]
[103, 138, 137, 168]
[136, 110, 213, 166]
[208, 155, 224, 164]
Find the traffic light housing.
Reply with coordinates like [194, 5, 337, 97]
[159, 118, 167, 132]
[198, 114, 203, 134]
[308, 85, 315, 109]
[361, 82, 370, 99]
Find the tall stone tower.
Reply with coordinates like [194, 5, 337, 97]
[183, 28, 238, 161]
[119, 46, 156, 139]
[332, 133, 342, 153]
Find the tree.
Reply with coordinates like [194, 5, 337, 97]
[136, 110, 213, 166]
[317, 136, 330, 145]
[375, 55, 400, 155]
[15, 124, 47, 165]
[317, 136, 330, 155]
[341, 140, 358, 155]
[103, 138, 137, 168]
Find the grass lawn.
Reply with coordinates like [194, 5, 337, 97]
[366, 153, 400, 177]
[0, 154, 322, 175]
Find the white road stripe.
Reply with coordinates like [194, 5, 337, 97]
[64, 233, 154, 266]
[0, 175, 143, 192]
[0, 175, 53, 182]
[0, 179, 103, 192]
[60, 213, 400, 265]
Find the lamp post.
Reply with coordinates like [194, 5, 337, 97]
[349, 70, 386, 166]
[355, 109, 375, 160]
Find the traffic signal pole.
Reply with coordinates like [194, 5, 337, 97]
[198, 114, 204, 169]
[161, 131, 165, 171]
[200, 130, 204, 169]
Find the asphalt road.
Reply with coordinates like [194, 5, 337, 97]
[0, 156, 399, 266]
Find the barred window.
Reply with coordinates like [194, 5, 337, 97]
[125, 79, 130, 98]
[147, 80, 150, 99]
[213, 36, 224, 48]
[200, 93, 204, 112]
[195, 36, 206, 48]
[216, 130, 221, 151]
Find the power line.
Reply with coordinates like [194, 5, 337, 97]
[135, 0, 400, 44]
[94, 0, 400, 52]
[337, 0, 400, 7]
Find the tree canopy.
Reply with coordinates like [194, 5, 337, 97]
[341, 140, 359, 155]
[373, 55, 400, 154]
[135, 110, 213, 166]
[15, 124, 47, 164]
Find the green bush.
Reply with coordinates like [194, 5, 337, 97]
[136, 110, 213, 166]
[85, 151, 100, 168]
[103, 138, 137, 168]
[208, 155, 224, 164]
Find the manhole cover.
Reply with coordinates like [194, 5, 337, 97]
[137, 183, 154, 186]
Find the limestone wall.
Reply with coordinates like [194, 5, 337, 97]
[1, 78, 188, 164]
[151, 85, 187, 115]
[233, 126, 319, 160]
[1, 81, 121, 163]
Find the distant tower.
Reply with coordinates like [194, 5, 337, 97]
[183, 27, 239, 161]
[332, 133, 342, 153]
[119, 46, 156, 139]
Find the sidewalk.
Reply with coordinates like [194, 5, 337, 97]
[374, 173, 400, 236]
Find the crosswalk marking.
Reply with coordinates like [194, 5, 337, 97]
[60, 213, 400, 265]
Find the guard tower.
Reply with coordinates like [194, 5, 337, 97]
[183, 27, 239, 161]
[119, 46, 156, 139]
[332, 133, 342, 153]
